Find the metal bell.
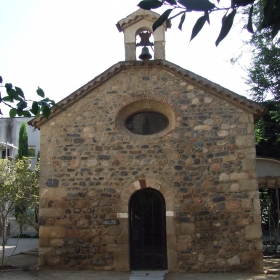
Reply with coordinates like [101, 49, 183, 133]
[139, 46, 152, 61]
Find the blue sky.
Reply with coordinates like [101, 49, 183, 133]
[0, 0, 251, 117]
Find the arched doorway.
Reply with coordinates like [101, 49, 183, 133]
[129, 188, 167, 270]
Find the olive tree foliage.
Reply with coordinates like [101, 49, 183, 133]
[236, 0, 280, 144]
[15, 122, 29, 236]
[14, 158, 40, 234]
[18, 122, 28, 159]
[0, 76, 63, 119]
[138, 0, 280, 45]
[238, 0, 280, 254]
[0, 158, 39, 267]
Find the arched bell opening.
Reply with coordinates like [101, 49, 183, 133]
[135, 27, 154, 61]
[129, 188, 168, 270]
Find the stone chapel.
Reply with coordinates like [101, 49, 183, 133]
[29, 9, 266, 272]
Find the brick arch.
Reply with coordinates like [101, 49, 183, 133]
[118, 178, 174, 213]
[115, 94, 177, 116]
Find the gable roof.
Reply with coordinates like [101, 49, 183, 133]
[116, 8, 171, 32]
[28, 59, 265, 129]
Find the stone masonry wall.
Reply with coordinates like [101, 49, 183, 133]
[38, 65, 263, 272]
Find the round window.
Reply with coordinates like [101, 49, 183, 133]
[125, 111, 169, 135]
[116, 99, 176, 139]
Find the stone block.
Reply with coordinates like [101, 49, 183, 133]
[166, 217, 175, 234]
[47, 256, 61, 266]
[166, 234, 176, 250]
[179, 222, 195, 235]
[40, 226, 66, 238]
[219, 173, 229, 181]
[198, 254, 205, 262]
[229, 172, 249, 180]
[216, 258, 226, 266]
[177, 235, 192, 250]
[39, 238, 49, 247]
[239, 114, 249, 123]
[245, 224, 262, 240]
[40, 208, 63, 218]
[227, 255, 240, 266]
[46, 179, 59, 188]
[107, 244, 128, 252]
[194, 125, 212, 131]
[118, 235, 128, 244]
[114, 252, 129, 271]
[225, 201, 241, 210]
[41, 188, 68, 198]
[167, 250, 177, 271]
[236, 135, 254, 148]
[50, 238, 65, 247]
[108, 226, 121, 236]
[240, 179, 258, 191]
[217, 130, 228, 137]
[222, 154, 237, 162]
[242, 250, 263, 262]
[66, 228, 80, 238]
[230, 183, 240, 191]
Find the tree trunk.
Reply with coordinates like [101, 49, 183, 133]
[1, 216, 6, 267]
[274, 188, 280, 254]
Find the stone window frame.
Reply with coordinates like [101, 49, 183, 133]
[115, 97, 176, 139]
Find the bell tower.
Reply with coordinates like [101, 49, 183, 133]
[116, 9, 171, 61]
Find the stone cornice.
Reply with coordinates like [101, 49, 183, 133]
[28, 59, 266, 129]
[116, 9, 171, 32]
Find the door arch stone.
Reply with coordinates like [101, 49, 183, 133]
[114, 178, 177, 271]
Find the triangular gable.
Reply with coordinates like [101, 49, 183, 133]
[28, 60, 265, 129]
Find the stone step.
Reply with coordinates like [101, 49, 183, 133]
[129, 271, 167, 280]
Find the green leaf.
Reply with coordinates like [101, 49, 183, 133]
[9, 108, 17, 118]
[247, 5, 254, 33]
[178, 0, 215, 11]
[31, 101, 39, 115]
[222, 11, 227, 25]
[262, 0, 275, 28]
[215, 9, 236, 46]
[5, 83, 13, 90]
[36, 87, 45, 98]
[178, 13, 186, 30]
[41, 101, 50, 107]
[17, 100, 27, 109]
[165, 0, 177, 4]
[22, 111, 32, 117]
[138, 0, 163, 10]
[6, 88, 17, 101]
[42, 105, 51, 118]
[272, 21, 280, 39]
[2, 96, 13, 102]
[190, 15, 207, 41]
[48, 99, 56, 105]
[15, 87, 25, 99]
[205, 10, 210, 24]
[153, 9, 173, 31]
[35, 108, 41, 118]
[232, 0, 254, 7]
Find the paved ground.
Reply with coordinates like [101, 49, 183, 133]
[1, 237, 38, 257]
[1, 238, 279, 279]
[1, 268, 280, 280]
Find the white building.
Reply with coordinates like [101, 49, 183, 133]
[0, 117, 40, 236]
[0, 117, 40, 169]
